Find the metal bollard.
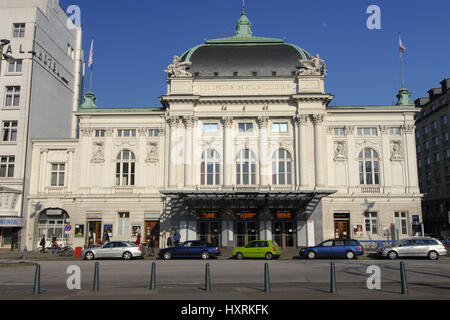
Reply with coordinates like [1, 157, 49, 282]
[400, 261, 408, 295]
[149, 262, 156, 290]
[92, 262, 99, 291]
[33, 264, 41, 295]
[330, 262, 336, 293]
[205, 263, 211, 292]
[264, 263, 270, 292]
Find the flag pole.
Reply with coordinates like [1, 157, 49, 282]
[88, 37, 94, 92]
[399, 32, 405, 89]
[89, 63, 93, 92]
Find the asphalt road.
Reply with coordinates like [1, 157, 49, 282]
[0, 258, 449, 300]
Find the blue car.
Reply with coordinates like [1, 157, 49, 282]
[158, 240, 220, 260]
[299, 239, 364, 259]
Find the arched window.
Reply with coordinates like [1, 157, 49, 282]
[201, 149, 220, 185]
[236, 149, 256, 185]
[37, 209, 70, 246]
[272, 149, 292, 185]
[116, 150, 135, 186]
[358, 148, 379, 185]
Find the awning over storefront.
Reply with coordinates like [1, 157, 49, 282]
[160, 189, 336, 209]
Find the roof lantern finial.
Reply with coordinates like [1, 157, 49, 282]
[236, 0, 252, 37]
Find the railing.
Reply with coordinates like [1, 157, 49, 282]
[359, 186, 381, 194]
[114, 186, 134, 193]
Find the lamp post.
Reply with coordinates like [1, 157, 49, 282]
[0, 39, 16, 76]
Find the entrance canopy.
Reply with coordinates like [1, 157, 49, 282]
[160, 190, 336, 210]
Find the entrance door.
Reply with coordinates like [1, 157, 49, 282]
[144, 221, 160, 248]
[236, 221, 258, 247]
[199, 221, 220, 247]
[88, 221, 102, 245]
[272, 221, 296, 248]
[334, 220, 349, 239]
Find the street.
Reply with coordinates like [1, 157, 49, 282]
[0, 258, 449, 300]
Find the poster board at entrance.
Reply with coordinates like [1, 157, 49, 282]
[275, 210, 292, 219]
[200, 210, 218, 219]
[236, 210, 257, 219]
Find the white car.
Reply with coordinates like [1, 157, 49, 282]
[82, 241, 143, 260]
[377, 237, 447, 260]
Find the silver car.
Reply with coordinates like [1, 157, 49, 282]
[82, 241, 143, 260]
[377, 237, 447, 260]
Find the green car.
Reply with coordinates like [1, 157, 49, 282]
[232, 240, 281, 260]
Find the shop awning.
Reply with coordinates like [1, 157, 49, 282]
[160, 189, 336, 209]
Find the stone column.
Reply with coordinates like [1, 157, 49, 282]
[297, 115, 309, 187]
[39, 148, 48, 193]
[222, 116, 234, 188]
[183, 116, 195, 188]
[168, 116, 180, 188]
[66, 148, 75, 193]
[404, 124, 419, 192]
[258, 116, 269, 186]
[312, 114, 325, 187]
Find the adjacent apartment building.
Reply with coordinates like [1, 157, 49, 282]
[0, 0, 83, 250]
[414, 78, 450, 238]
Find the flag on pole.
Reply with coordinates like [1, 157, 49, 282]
[399, 33, 406, 53]
[88, 38, 94, 68]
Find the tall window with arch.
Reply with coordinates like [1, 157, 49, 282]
[272, 149, 292, 185]
[236, 149, 256, 185]
[358, 148, 380, 185]
[116, 149, 135, 186]
[201, 149, 220, 185]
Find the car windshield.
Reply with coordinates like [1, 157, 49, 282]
[392, 240, 404, 247]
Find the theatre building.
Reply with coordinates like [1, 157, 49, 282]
[25, 10, 423, 250]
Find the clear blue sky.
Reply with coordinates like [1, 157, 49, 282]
[60, 0, 450, 108]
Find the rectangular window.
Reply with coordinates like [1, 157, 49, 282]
[117, 129, 136, 137]
[238, 123, 253, 133]
[435, 153, 441, 162]
[357, 127, 377, 136]
[446, 149, 450, 159]
[389, 127, 401, 135]
[203, 123, 218, 133]
[95, 129, 105, 137]
[364, 212, 378, 234]
[432, 120, 438, 129]
[423, 126, 429, 134]
[2, 121, 17, 142]
[0, 156, 15, 178]
[117, 212, 130, 236]
[394, 212, 408, 235]
[442, 115, 448, 126]
[149, 129, 159, 137]
[13, 23, 25, 38]
[333, 128, 345, 136]
[5, 86, 20, 107]
[434, 136, 439, 146]
[50, 164, 65, 187]
[8, 60, 23, 73]
[273, 122, 288, 133]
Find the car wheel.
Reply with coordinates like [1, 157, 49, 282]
[307, 251, 316, 259]
[201, 251, 210, 260]
[123, 251, 132, 260]
[265, 252, 273, 260]
[428, 251, 439, 260]
[388, 251, 398, 260]
[85, 252, 94, 260]
[236, 252, 244, 260]
[346, 251, 355, 260]
[163, 251, 172, 260]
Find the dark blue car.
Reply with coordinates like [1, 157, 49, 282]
[299, 239, 364, 259]
[158, 240, 220, 260]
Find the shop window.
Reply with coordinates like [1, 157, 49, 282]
[394, 212, 408, 235]
[117, 212, 130, 236]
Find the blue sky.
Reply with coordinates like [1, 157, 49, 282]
[60, 0, 450, 108]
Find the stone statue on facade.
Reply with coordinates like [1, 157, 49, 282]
[164, 56, 192, 78]
[146, 142, 159, 162]
[298, 53, 327, 76]
[92, 142, 104, 162]
[334, 142, 346, 160]
[390, 141, 402, 160]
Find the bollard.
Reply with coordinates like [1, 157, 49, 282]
[33, 264, 41, 295]
[400, 261, 408, 295]
[205, 263, 211, 292]
[330, 262, 336, 293]
[149, 262, 156, 290]
[92, 262, 99, 291]
[264, 263, 270, 292]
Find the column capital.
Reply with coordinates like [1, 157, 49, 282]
[80, 127, 93, 137]
[167, 115, 181, 127]
[294, 114, 309, 125]
[345, 125, 355, 135]
[311, 114, 325, 125]
[183, 115, 197, 128]
[257, 116, 269, 128]
[379, 125, 389, 135]
[402, 124, 415, 134]
[221, 116, 234, 128]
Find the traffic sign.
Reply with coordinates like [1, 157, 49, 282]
[65, 224, 72, 232]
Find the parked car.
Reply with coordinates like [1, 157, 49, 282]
[377, 237, 447, 260]
[232, 240, 280, 260]
[158, 240, 220, 260]
[299, 239, 364, 259]
[82, 241, 142, 260]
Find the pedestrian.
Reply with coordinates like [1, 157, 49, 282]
[51, 234, 57, 256]
[10, 232, 17, 251]
[149, 235, 157, 258]
[39, 235, 46, 253]
[136, 233, 141, 246]
[166, 233, 173, 247]
[88, 234, 94, 248]
[173, 229, 181, 247]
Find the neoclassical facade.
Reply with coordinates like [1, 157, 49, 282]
[25, 10, 423, 250]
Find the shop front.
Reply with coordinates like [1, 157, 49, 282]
[0, 188, 23, 250]
[36, 208, 70, 248]
[333, 212, 350, 239]
[272, 210, 296, 248]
